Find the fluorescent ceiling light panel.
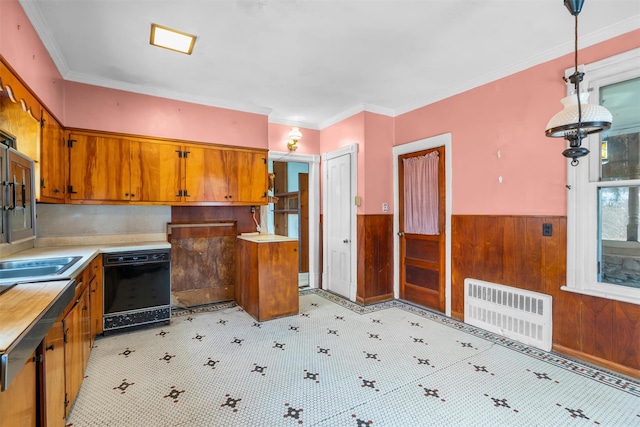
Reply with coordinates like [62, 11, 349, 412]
[150, 24, 196, 55]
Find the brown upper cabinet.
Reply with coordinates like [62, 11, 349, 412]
[40, 110, 67, 202]
[68, 133, 132, 202]
[67, 131, 268, 206]
[183, 146, 268, 204]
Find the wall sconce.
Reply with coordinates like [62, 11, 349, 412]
[287, 127, 302, 151]
[545, 0, 612, 166]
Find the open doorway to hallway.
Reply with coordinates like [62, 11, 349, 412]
[267, 160, 310, 286]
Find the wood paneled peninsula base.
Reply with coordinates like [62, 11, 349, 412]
[235, 234, 299, 321]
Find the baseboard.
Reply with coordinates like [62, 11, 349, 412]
[553, 344, 640, 380]
[356, 293, 394, 306]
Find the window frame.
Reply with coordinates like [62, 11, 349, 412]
[564, 48, 640, 305]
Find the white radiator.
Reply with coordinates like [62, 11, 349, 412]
[464, 278, 552, 352]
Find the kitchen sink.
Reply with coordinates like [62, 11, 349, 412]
[0, 256, 82, 280]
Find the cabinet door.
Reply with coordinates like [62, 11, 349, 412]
[234, 150, 268, 203]
[88, 257, 103, 337]
[63, 297, 84, 416]
[0, 353, 36, 427]
[183, 146, 228, 202]
[80, 289, 91, 372]
[68, 133, 131, 201]
[130, 140, 183, 203]
[40, 110, 66, 202]
[43, 319, 66, 427]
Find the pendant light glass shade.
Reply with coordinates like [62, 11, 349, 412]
[545, 92, 612, 138]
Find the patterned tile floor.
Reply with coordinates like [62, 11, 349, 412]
[67, 289, 640, 427]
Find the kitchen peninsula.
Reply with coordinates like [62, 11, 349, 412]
[235, 234, 299, 321]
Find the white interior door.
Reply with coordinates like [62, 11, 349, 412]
[325, 152, 352, 298]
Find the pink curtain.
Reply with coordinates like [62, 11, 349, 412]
[403, 151, 439, 235]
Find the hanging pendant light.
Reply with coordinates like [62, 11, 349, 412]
[545, 0, 612, 166]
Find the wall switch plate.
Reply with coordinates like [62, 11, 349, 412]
[354, 196, 362, 206]
[542, 223, 552, 236]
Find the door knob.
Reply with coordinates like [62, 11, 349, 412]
[397, 232, 405, 237]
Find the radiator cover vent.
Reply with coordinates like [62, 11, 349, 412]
[464, 278, 553, 352]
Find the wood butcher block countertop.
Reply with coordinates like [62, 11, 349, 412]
[0, 280, 74, 353]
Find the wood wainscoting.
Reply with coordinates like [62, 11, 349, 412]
[172, 206, 259, 234]
[356, 214, 393, 305]
[452, 215, 640, 378]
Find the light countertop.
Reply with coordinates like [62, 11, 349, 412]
[237, 234, 298, 243]
[0, 241, 171, 286]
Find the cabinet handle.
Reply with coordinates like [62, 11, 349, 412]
[53, 188, 60, 193]
[46, 344, 55, 351]
[125, 193, 129, 197]
[131, 194, 135, 198]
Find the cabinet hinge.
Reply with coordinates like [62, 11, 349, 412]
[262, 192, 267, 198]
[32, 354, 44, 363]
[262, 157, 266, 164]
[40, 118, 45, 128]
[175, 189, 183, 197]
[41, 178, 46, 189]
[176, 150, 183, 158]
[64, 393, 69, 408]
[68, 185, 77, 194]
[63, 328, 68, 344]
[67, 139, 76, 148]
[184, 151, 190, 158]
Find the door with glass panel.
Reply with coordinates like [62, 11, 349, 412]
[597, 77, 640, 291]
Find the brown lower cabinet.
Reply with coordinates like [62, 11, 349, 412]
[43, 320, 65, 426]
[0, 352, 37, 427]
[235, 235, 299, 321]
[40, 259, 99, 426]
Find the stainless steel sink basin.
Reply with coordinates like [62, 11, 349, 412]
[0, 256, 82, 280]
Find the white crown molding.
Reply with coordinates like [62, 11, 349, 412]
[19, 0, 70, 76]
[268, 116, 320, 130]
[65, 71, 273, 116]
[317, 103, 394, 130]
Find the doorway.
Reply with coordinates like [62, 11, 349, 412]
[269, 160, 309, 285]
[393, 134, 452, 316]
[265, 152, 321, 288]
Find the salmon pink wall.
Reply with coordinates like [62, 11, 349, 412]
[363, 112, 394, 215]
[268, 123, 320, 155]
[320, 112, 365, 212]
[0, 0, 65, 119]
[64, 82, 268, 148]
[395, 30, 640, 216]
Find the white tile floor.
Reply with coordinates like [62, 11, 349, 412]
[67, 289, 640, 427]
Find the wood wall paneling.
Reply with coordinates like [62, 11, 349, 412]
[356, 214, 393, 305]
[168, 222, 237, 307]
[451, 214, 639, 377]
[172, 206, 259, 234]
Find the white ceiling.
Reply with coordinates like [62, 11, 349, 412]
[18, 0, 640, 129]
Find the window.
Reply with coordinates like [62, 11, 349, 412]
[565, 48, 640, 305]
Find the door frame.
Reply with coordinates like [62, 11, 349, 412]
[393, 134, 452, 315]
[322, 144, 358, 302]
[267, 151, 321, 289]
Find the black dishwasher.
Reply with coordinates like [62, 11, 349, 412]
[103, 249, 171, 333]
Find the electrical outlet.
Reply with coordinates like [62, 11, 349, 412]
[250, 206, 256, 214]
[542, 223, 552, 236]
[382, 203, 388, 212]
